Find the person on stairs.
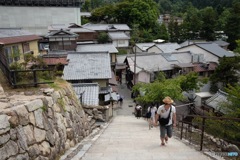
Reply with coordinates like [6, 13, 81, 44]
[155, 96, 176, 146]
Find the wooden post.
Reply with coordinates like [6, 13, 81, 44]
[33, 70, 37, 87]
[200, 117, 206, 151]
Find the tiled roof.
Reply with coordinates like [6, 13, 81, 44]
[72, 83, 99, 106]
[0, 29, 33, 38]
[126, 53, 179, 73]
[108, 32, 130, 40]
[213, 40, 229, 47]
[0, 35, 41, 45]
[42, 56, 68, 65]
[204, 90, 229, 113]
[136, 43, 155, 51]
[63, 52, 112, 80]
[76, 44, 118, 53]
[196, 43, 234, 57]
[154, 43, 181, 53]
[193, 62, 218, 72]
[82, 23, 131, 31]
[45, 29, 78, 38]
[48, 24, 95, 33]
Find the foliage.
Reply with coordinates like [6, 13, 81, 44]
[210, 56, 240, 89]
[233, 39, 240, 55]
[199, 7, 217, 41]
[9, 62, 24, 70]
[132, 72, 204, 104]
[224, 84, 240, 118]
[97, 32, 109, 43]
[118, 49, 128, 55]
[225, 1, 240, 50]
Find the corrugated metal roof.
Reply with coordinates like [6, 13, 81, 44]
[72, 83, 99, 106]
[76, 44, 118, 53]
[154, 43, 181, 53]
[63, 52, 112, 80]
[196, 43, 235, 57]
[213, 40, 229, 47]
[82, 23, 131, 31]
[108, 32, 130, 40]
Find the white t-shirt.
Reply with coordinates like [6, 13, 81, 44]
[157, 105, 176, 126]
[148, 106, 157, 118]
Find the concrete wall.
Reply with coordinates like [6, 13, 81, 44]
[0, 6, 81, 35]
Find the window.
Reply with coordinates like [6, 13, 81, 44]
[23, 43, 30, 53]
[4, 47, 12, 64]
[4, 46, 20, 64]
[12, 46, 20, 61]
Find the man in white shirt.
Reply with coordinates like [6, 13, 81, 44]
[155, 96, 176, 146]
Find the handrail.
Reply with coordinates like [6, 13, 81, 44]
[176, 114, 240, 151]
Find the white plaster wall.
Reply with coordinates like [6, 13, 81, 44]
[177, 45, 219, 63]
[137, 71, 150, 83]
[0, 6, 81, 35]
[112, 39, 129, 48]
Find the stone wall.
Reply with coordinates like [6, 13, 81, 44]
[0, 84, 106, 160]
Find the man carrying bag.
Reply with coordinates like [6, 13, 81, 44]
[155, 96, 176, 146]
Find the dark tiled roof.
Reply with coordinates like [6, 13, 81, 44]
[0, 35, 41, 45]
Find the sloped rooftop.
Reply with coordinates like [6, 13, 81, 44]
[63, 52, 112, 80]
[76, 44, 118, 53]
[108, 32, 130, 40]
[72, 83, 99, 106]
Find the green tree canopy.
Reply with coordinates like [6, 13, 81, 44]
[132, 72, 204, 104]
[210, 56, 240, 90]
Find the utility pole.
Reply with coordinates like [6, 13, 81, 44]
[133, 43, 137, 85]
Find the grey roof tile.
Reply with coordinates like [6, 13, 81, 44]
[82, 23, 131, 31]
[205, 90, 229, 114]
[72, 83, 99, 106]
[196, 43, 235, 57]
[76, 44, 118, 53]
[154, 43, 181, 53]
[108, 32, 130, 40]
[136, 43, 155, 51]
[63, 52, 112, 80]
[0, 28, 33, 38]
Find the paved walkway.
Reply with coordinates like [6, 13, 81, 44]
[79, 115, 212, 160]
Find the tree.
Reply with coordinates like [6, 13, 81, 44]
[225, 1, 240, 50]
[199, 7, 218, 41]
[132, 72, 204, 104]
[158, 23, 169, 41]
[233, 39, 240, 55]
[97, 32, 109, 43]
[210, 56, 240, 90]
[182, 6, 202, 40]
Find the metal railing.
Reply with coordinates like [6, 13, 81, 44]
[176, 114, 240, 151]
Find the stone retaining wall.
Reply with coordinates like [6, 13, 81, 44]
[0, 84, 107, 160]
